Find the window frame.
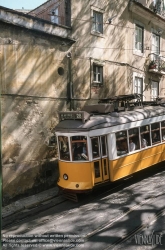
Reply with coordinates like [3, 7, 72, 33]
[92, 10, 103, 34]
[91, 6, 104, 37]
[58, 136, 70, 161]
[161, 121, 165, 141]
[151, 32, 160, 59]
[134, 76, 143, 96]
[100, 135, 107, 157]
[133, 20, 144, 56]
[135, 24, 144, 53]
[140, 125, 151, 148]
[151, 81, 159, 101]
[133, 72, 145, 100]
[70, 136, 88, 162]
[128, 128, 140, 152]
[51, 7, 59, 24]
[91, 137, 100, 159]
[93, 64, 103, 84]
[151, 122, 161, 145]
[116, 130, 128, 156]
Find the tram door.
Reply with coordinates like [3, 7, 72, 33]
[91, 136, 109, 184]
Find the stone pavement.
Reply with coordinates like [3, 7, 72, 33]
[2, 187, 59, 218]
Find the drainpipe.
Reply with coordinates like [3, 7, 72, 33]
[67, 52, 73, 111]
[66, 55, 92, 111]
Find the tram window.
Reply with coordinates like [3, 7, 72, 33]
[101, 136, 107, 156]
[128, 128, 140, 152]
[161, 121, 165, 141]
[94, 161, 100, 178]
[151, 122, 160, 144]
[72, 136, 86, 141]
[116, 130, 128, 156]
[58, 136, 70, 161]
[91, 137, 100, 158]
[71, 136, 88, 161]
[140, 125, 150, 148]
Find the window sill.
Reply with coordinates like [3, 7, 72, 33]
[91, 31, 104, 38]
[133, 50, 145, 57]
[92, 82, 103, 87]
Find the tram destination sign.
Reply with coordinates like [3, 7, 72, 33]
[59, 111, 90, 123]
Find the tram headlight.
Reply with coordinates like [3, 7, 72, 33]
[63, 174, 68, 180]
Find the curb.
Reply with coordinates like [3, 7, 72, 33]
[2, 187, 59, 218]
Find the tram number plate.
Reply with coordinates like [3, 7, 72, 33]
[59, 112, 83, 121]
[59, 111, 90, 123]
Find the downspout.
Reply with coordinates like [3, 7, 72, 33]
[89, 57, 92, 100]
[67, 52, 73, 111]
[67, 55, 92, 110]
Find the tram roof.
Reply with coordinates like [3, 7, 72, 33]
[55, 106, 165, 132]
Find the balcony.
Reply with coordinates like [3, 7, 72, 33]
[148, 53, 165, 75]
[132, 0, 165, 16]
[129, 1, 165, 28]
[152, 0, 165, 17]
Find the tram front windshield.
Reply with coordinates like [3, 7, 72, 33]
[58, 135, 88, 161]
[58, 136, 70, 160]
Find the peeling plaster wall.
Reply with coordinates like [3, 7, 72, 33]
[0, 21, 70, 205]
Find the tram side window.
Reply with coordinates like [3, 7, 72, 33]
[128, 128, 140, 152]
[151, 122, 160, 144]
[140, 125, 150, 148]
[91, 137, 100, 158]
[161, 121, 165, 141]
[116, 130, 128, 156]
[58, 136, 70, 161]
[71, 136, 88, 161]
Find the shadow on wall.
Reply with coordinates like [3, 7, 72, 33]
[2, 159, 59, 206]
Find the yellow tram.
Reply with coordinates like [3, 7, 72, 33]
[55, 94, 165, 199]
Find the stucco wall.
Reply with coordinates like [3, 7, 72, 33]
[0, 21, 71, 204]
[70, 0, 165, 101]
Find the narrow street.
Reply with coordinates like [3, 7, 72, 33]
[2, 166, 165, 250]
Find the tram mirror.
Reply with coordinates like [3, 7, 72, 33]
[49, 135, 57, 146]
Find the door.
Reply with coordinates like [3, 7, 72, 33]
[91, 136, 109, 184]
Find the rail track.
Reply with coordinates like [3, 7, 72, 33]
[2, 165, 165, 250]
[84, 192, 165, 250]
[3, 163, 164, 230]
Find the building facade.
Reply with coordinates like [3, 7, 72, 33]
[1, 0, 165, 203]
[0, 6, 75, 204]
[31, 0, 165, 106]
[29, 0, 71, 27]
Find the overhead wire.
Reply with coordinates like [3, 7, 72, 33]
[1, 0, 165, 54]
